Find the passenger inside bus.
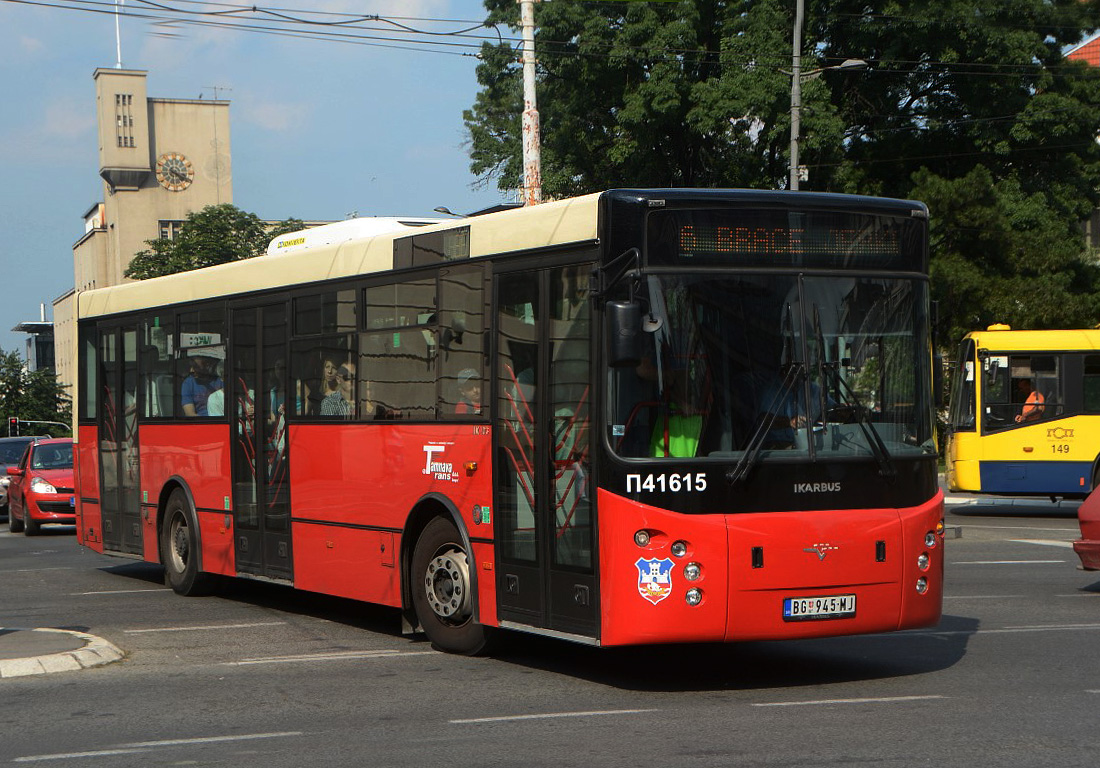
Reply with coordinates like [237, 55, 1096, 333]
[182, 352, 224, 417]
[455, 368, 481, 415]
[320, 361, 355, 417]
[1015, 379, 1045, 423]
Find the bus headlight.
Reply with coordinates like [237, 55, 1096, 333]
[634, 530, 651, 547]
[685, 588, 703, 606]
[925, 532, 937, 548]
[916, 577, 928, 594]
[917, 553, 930, 571]
[684, 563, 702, 581]
[671, 540, 688, 557]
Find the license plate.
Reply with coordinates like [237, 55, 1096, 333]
[783, 594, 856, 621]
[70, 496, 75, 508]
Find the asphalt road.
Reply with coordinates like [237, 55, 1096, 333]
[1, 495, 1097, 767]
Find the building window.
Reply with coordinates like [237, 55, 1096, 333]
[159, 220, 185, 241]
[114, 92, 135, 149]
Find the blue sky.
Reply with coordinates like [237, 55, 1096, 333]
[0, 0, 506, 355]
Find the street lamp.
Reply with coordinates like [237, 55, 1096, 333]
[789, 0, 866, 190]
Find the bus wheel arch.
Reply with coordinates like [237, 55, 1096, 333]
[158, 480, 216, 597]
[402, 496, 491, 655]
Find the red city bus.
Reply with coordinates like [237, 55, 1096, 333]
[73, 189, 944, 654]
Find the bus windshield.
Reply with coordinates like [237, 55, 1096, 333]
[608, 272, 935, 462]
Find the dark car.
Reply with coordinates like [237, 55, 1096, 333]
[7, 438, 75, 535]
[0, 436, 46, 520]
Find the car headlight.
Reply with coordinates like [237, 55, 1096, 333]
[0, 476, 9, 488]
[31, 477, 57, 494]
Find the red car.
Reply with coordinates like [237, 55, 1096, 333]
[1074, 489, 1100, 571]
[6, 438, 75, 535]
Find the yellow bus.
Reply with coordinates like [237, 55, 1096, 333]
[945, 325, 1100, 498]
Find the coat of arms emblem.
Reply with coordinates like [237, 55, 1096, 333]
[635, 557, 675, 605]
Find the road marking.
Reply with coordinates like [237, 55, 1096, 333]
[1008, 539, 1075, 549]
[11, 567, 75, 573]
[124, 621, 286, 634]
[227, 650, 436, 665]
[752, 695, 945, 708]
[943, 594, 1025, 599]
[956, 525, 1078, 533]
[14, 731, 303, 762]
[451, 709, 657, 724]
[951, 560, 1065, 565]
[910, 623, 1100, 637]
[1002, 622, 1100, 631]
[73, 588, 170, 595]
[1054, 593, 1100, 598]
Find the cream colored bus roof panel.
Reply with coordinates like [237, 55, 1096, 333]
[77, 192, 605, 320]
[266, 216, 442, 256]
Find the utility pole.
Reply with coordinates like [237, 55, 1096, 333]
[788, 0, 804, 191]
[519, 0, 542, 206]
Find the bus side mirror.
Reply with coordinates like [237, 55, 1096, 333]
[606, 301, 643, 367]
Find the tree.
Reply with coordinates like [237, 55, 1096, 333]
[125, 204, 304, 280]
[0, 350, 71, 437]
[465, 0, 1100, 346]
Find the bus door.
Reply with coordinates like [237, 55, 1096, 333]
[494, 264, 597, 639]
[230, 302, 293, 582]
[97, 324, 142, 555]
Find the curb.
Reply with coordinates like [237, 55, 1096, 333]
[0, 628, 125, 679]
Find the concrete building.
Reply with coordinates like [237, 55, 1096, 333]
[52, 68, 233, 389]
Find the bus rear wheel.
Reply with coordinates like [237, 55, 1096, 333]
[161, 489, 215, 596]
[411, 517, 491, 655]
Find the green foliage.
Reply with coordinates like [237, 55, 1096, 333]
[466, 0, 1100, 347]
[124, 204, 305, 280]
[0, 349, 71, 437]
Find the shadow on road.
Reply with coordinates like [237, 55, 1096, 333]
[484, 613, 980, 692]
[948, 499, 1079, 520]
[98, 565, 980, 692]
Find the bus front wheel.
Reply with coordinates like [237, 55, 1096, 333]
[411, 517, 491, 655]
[161, 489, 215, 596]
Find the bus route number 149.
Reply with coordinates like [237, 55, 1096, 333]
[627, 472, 707, 493]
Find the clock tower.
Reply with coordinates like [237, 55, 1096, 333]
[55, 68, 235, 391]
[75, 68, 233, 291]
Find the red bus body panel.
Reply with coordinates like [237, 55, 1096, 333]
[139, 424, 234, 573]
[75, 425, 102, 552]
[288, 423, 494, 614]
[597, 488, 944, 646]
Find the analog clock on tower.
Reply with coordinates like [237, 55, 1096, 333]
[156, 152, 194, 191]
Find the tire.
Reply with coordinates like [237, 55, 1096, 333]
[8, 507, 23, 534]
[410, 517, 492, 655]
[160, 489, 215, 596]
[23, 513, 39, 536]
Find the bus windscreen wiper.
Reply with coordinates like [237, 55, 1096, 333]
[726, 362, 804, 486]
[823, 362, 897, 480]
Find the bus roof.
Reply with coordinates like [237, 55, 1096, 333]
[964, 327, 1100, 352]
[265, 217, 443, 256]
[77, 192, 603, 320]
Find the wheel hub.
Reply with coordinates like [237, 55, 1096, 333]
[424, 548, 471, 622]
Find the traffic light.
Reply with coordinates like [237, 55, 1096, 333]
[8, 417, 17, 436]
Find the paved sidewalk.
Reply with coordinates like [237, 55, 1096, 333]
[0, 627, 124, 678]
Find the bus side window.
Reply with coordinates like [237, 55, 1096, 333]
[982, 355, 1011, 429]
[1085, 355, 1100, 413]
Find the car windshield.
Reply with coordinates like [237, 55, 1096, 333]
[30, 443, 73, 470]
[608, 273, 936, 461]
[0, 440, 33, 465]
